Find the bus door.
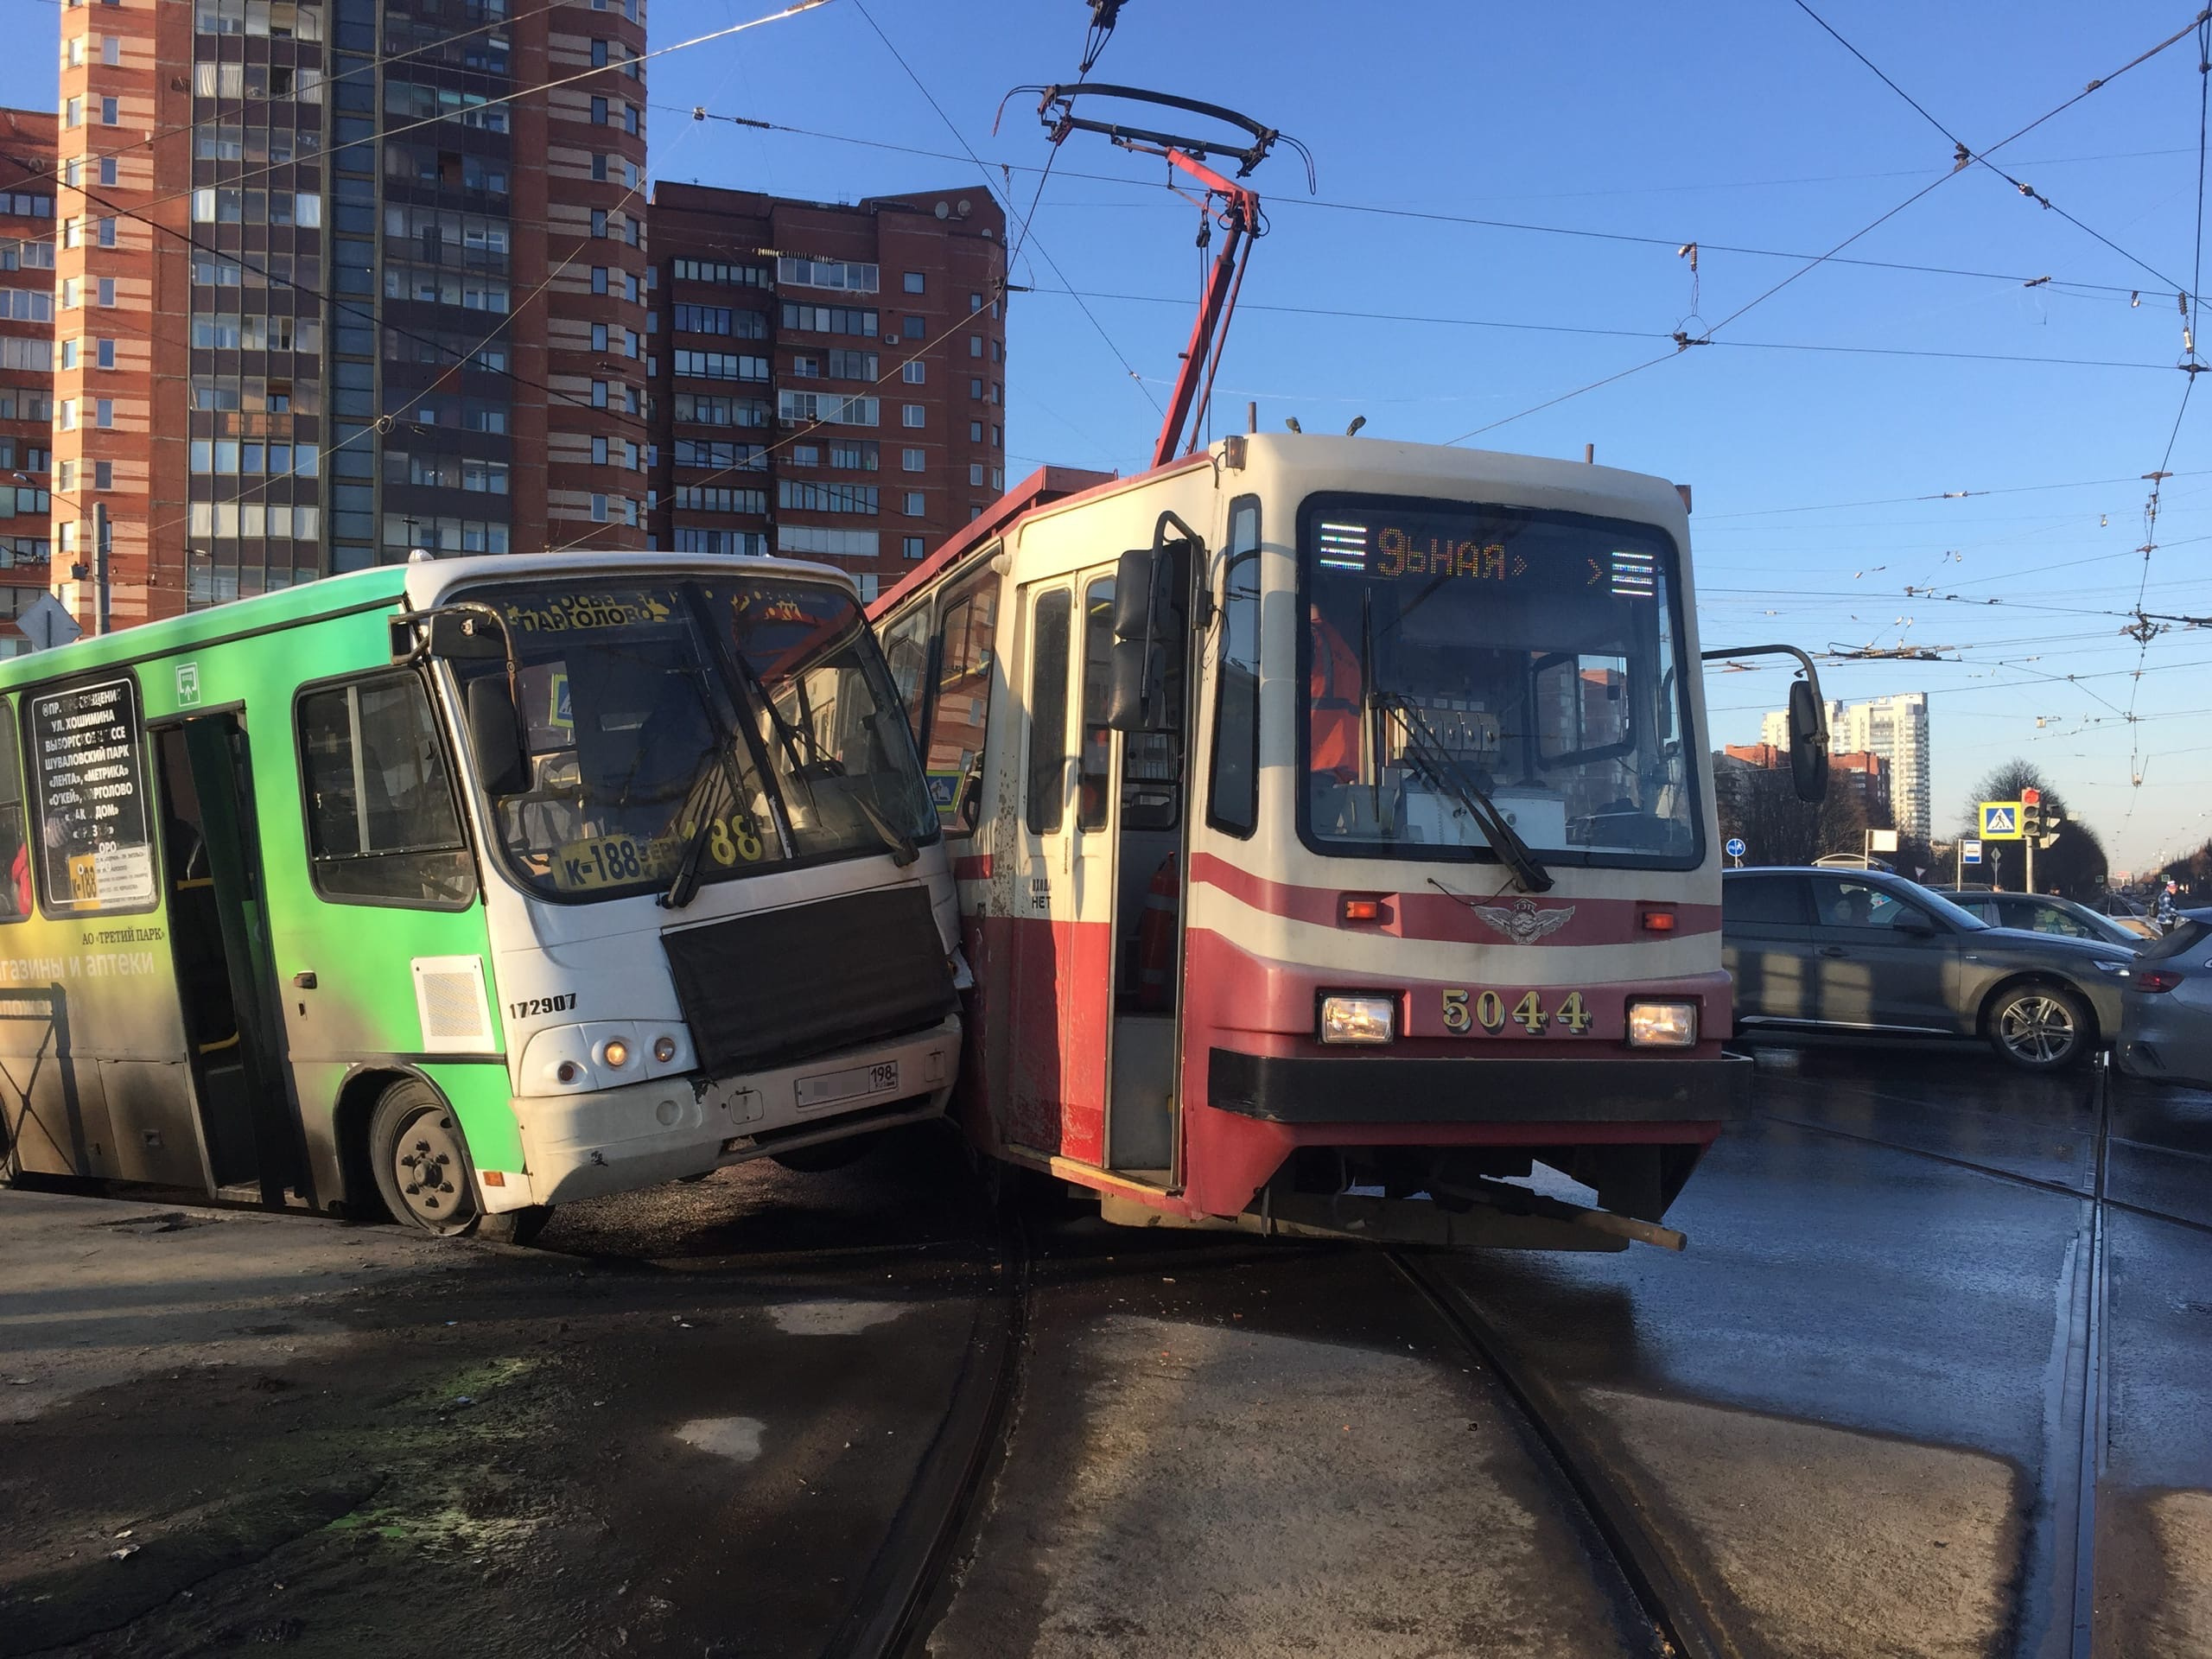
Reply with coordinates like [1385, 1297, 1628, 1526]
[155, 715, 299, 1203]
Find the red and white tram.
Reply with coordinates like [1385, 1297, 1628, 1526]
[873, 436, 1822, 1251]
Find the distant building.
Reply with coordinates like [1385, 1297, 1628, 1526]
[1761, 692, 1928, 842]
[1721, 742, 1891, 824]
[645, 183, 1009, 603]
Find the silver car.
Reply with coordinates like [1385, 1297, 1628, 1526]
[2116, 911, 2212, 1088]
[1724, 867, 2135, 1071]
[1929, 888, 2145, 949]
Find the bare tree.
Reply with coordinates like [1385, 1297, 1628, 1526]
[1957, 758, 2108, 898]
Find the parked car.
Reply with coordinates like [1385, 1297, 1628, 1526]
[2088, 891, 2161, 940]
[1928, 888, 2145, 950]
[2116, 910, 2212, 1089]
[1723, 867, 2135, 1071]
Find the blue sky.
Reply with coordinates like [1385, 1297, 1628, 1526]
[10, 0, 2211, 871]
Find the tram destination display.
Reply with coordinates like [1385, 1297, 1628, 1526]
[29, 677, 156, 913]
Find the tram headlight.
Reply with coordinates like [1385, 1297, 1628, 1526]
[1626, 1000, 1698, 1048]
[1319, 994, 1396, 1046]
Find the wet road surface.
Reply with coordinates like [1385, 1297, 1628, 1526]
[3, 1052, 2209, 1657]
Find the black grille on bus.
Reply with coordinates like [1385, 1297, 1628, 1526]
[661, 886, 956, 1077]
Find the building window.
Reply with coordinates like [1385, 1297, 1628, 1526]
[97, 217, 116, 248]
[969, 292, 983, 313]
[591, 322, 608, 352]
[969, 420, 983, 442]
[969, 335, 983, 358]
[901, 404, 925, 429]
[591, 435, 608, 466]
[64, 97, 82, 129]
[789, 443, 819, 467]
[969, 463, 984, 486]
[60, 340, 77, 371]
[903, 535, 925, 559]
[903, 315, 925, 340]
[901, 447, 926, 472]
[97, 339, 114, 370]
[591, 265, 607, 294]
[970, 378, 983, 398]
[590, 493, 608, 522]
[100, 96, 118, 124]
[102, 34, 120, 63]
[592, 380, 608, 407]
[94, 399, 112, 429]
[94, 461, 112, 491]
[903, 491, 925, 516]
[591, 208, 607, 238]
[591, 95, 608, 124]
[57, 399, 77, 430]
[902, 271, 925, 294]
[97, 278, 114, 307]
[776, 256, 879, 293]
[901, 360, 925, 385]
[99, 156, 116, 187]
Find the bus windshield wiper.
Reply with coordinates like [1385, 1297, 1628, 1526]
[660, 742, 737, 910]
[730, 648, 918, 867]
[1374, 692, 1554, 893]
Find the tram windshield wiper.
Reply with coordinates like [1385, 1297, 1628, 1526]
[1373, 692, 1554, 894]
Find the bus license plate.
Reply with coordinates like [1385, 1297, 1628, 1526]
[795, 1060, 899, 1109]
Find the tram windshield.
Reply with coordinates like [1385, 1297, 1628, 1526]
[1300, 496, 1700, 869]
[455, 577, 937, 902]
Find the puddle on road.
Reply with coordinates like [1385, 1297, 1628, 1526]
[767, 1300, 906, 1336]
[676, 1415, 766, 1463]
[1582, 1387, 2018, 1659]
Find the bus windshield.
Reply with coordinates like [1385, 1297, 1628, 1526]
[455, 577, 937, 902]
[1300, 496, 1700, 868]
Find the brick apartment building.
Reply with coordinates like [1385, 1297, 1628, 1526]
[646, 182, 1008, 602]
[24, 0, 652, 631]
[8, 9, 1012, 630]
[0, 111, 58, 645]
[1721, 741, 1892, 826]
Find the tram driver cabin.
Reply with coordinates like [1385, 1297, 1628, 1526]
[874, 435, 1814, 1252]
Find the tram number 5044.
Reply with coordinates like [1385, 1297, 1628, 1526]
[1440, 988, 1595, 1036]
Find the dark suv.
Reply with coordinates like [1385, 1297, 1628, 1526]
[1723, 867, 2134, 1071]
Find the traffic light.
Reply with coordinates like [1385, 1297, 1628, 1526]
[2021, 786, 2044, 841]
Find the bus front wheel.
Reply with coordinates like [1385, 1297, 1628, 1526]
[367, 1080, 549, 1245]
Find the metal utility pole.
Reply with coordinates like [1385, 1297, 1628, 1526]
[92, 502, 110, 637]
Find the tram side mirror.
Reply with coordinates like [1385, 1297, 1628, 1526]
[425, 611, 509, 660]
[467, 675, 530, 797]
[1787, 678, 1829, 804]
[1107, 541, 1189, 733]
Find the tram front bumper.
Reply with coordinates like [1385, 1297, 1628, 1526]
[1205, 1049, 1753, 1127]
[507, 1017, 960, 1207]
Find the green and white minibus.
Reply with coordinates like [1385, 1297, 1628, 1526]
[0, 552, 962, 1241]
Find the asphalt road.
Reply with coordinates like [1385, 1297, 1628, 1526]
[2, 1050, 2208, 1657]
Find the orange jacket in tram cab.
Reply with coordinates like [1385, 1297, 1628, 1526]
[1309, 606, 1363, 779]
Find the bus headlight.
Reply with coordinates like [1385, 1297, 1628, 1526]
[1627, 1001, 1698, 1047]
[1319, 994, 1396, 1046]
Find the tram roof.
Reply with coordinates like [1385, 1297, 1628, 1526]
[870, 438, 1693, 620]
[0, 550, 861, 693]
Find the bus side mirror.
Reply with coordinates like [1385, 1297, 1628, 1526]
[426, 611, 508, 660]
[1108, 543, 1186, 732]
[1788, 678, 1829, 804]
[467, 675, 529, 797]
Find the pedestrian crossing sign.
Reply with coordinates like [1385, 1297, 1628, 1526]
[1979, 801, 2024, 840]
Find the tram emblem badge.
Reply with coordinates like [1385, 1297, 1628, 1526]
[1470, 899, 1577, 945]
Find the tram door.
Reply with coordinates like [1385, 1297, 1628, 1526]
[1006, 567, 1180, 1176]
[155, 716, 298, 1204]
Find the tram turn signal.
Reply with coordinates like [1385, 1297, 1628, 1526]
[1626, 1001, 1697, 1047]
[1319, 994, 1396, 1046]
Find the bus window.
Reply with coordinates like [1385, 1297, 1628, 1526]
[923, 574, 999, 835]
[297, 674, 475, 907]
[0, 702, 26, 920]
[27, 676, 158, 917]
[1206, 497, 1262, 837]
[1025, 589, 1071, 835]
[880, 606, 931, 741]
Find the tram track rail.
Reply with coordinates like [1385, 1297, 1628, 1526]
[1751, 1057, 2126, 1659]
[823, 1210, 1033, 1659]
[1389, 1249, 1732, 1659]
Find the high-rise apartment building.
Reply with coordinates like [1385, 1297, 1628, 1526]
[1762, 691, 1929, 842]
[0, 111, 59, 645]
[646, 182, 1008, 601]
[38, 0, 650, 628]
